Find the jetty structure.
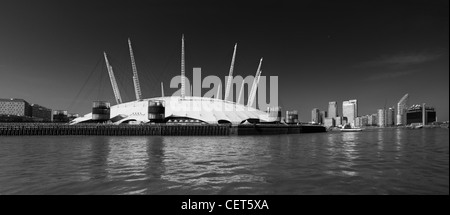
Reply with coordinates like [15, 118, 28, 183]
[70, 35, 277, 125]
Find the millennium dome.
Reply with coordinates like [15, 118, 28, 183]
[70, 36, 277, 125]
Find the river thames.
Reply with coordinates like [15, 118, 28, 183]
[0, 128, 448, 194]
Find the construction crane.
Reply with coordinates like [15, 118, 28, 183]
[103, 52, 122, 104]
[128, 38, 142, 101]
[224, 43, 237, 101]
[247, 58, 263, 107]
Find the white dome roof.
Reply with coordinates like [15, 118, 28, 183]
[71, 96, 272, 125]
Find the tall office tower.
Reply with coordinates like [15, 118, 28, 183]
[387, 106, 395, 126]
[328, 101, 338, 118]
[311, 108, 320, 124]
[368, 114, 374, 126]
[349, 99, 358, 117]
[397, 93, 409, 125]
[342, 99, 357, 125]
[378, 109, 386, 127]
[319, 110, 327, 124]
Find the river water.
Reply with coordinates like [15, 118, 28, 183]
[0, 128, 448, 194]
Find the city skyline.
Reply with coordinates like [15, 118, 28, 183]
[0, 0, 448, 121]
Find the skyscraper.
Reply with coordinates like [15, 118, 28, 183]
[342, 99, 357, 125]
[349, 99, 358, 117]
[397, 94, 409, 125]
[378, 109, 386, 127]
[328, 101, 338, 118]
[319, 110, 327, 124]
[311, 108, 320, 124]
[368, 114, 377, 126]
[387, 106, 395, 126]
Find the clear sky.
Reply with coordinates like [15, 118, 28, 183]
[0, 0, 448, 121]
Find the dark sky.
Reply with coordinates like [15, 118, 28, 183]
[0, 0, 448, 121]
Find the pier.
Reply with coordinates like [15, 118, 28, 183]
[0, 123, 326, 136]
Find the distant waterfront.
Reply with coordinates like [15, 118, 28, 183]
[0, 128, 448, 194]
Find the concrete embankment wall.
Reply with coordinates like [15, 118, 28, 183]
[237, 124, 326, 135]
[0, 123, 326, 136]
[0, 124, 230, 136]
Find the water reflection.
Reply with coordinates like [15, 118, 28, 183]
[146, 136, 165, 180]
[340, 132, 358, 176]
[309, 134, 318, 159]
[377, 129, 384, 151]
[394, 129, 403, 161]
[342, 132, 359, 160]
[324, 133, 339, 177]
[105, 137, 148, 181]
[323, 132, 360, 177]
[159, 136, 270, 193]
[89, 137, 110, 180]
[0, 129, 448, 195]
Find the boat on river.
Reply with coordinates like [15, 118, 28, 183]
[340, 123, 363, 132]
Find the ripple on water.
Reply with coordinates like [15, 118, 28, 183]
[0, 129, 448, 194]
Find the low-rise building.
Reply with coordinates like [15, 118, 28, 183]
[406, 104, 437, 125]
[286, 111, 299, 124]
[324, 118, 335, 127]
[334, 116, 343, 126]
[0, 98, 32, 117]
[68, 113, 80, 122]
[355, 117, 362, 127]
[361, 115, 369, 127]
[368, 114, 377, 126]
[31, 104, 53, 122]
[53, 110, 69, 123]
[342, 117, 348, 125]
